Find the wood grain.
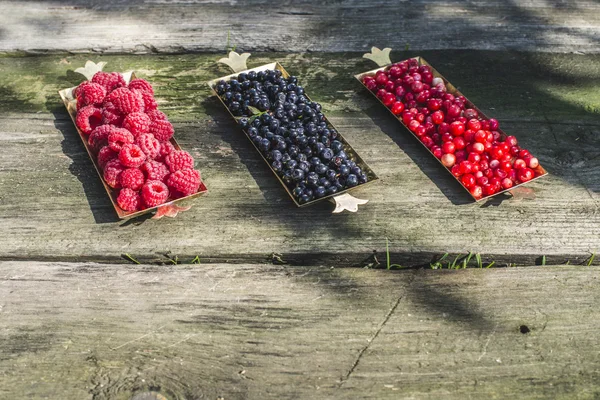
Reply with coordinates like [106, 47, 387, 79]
[0, 261, 599, 399]
[1, 51, 599, 265]
[2, 1, 600, 54]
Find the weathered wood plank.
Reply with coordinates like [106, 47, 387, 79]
[0, 51, 599, 265]
[0, 261, 599, 399]
[2, 0, 600, 54]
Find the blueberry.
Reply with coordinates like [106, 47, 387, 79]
[300, 194, 311, 204]
[238, 117, 250, 129]
[296, 135, 308, 147]
[313, 142, 325, 154]
[310, 157, 321, 167]
[319, 177, 331, 188]
[270, 150, 283, 161]
[259, 138, 271, 152]
[346, 174, 358, 187]
[351, 166, 362, 176]
[272, 160, 283, 172]
[292, 169, 305, 181]
[306, 172, 319, 186]
[359, 173, 368, 183]
[296, 153, 307, 163]
[315, 186, 327, 198]
[320, 148, 334, 161]
[330, 156, 343, 168]
[326, 185, 339, 195]
[292, 186, 304, 198]
[298, 161, 310, 172]
[286, 159, 297, 170]
[315, 164, 328, 175]
[247, 127, 258, 138]
[331, 140, 344, 153]
[288, 145, 299, 158]
[304, 188, 314, 198]
[302, 147, 313, 157]
[339, 164, 350, 177]
[282, 170, 293, 184]
[337, 150, 348, 160]
[281, 153, 291, 163]
[326, 169, 337, 181]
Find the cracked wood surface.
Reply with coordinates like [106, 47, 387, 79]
[2, 1, 600, 54]
[0, 261, 599, 399]
[1, 51, 600, 264]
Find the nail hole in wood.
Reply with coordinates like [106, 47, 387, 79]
[519, 325, 531, 334]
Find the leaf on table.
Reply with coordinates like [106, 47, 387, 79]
[73, 60, 107, 80]
[363, 47, 392, 67]
[218, 51, 251, 73]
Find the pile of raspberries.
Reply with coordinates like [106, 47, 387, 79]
[74, 72, 202, 212]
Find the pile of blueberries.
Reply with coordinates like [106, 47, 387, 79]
[214, 69, 369, 204]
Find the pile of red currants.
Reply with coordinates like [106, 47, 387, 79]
[362, 58, 542, 199]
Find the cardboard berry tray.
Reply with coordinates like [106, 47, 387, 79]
[208, 56, 378, 210]
[59, 64, 207, 220]
[355, 54, 547, 202]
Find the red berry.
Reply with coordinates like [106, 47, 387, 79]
[122, 112, 151, 137]
[441, 153, 456, 168]
[119, 143, 147, 168]
[76, 81, 106, 108]
[468, 152, 481, 163]
[470, 185, 483, 199]
[451, 164, 461, 177]
[408, 120, 421, 132]
[453, 136, 466, 150]
[103, 159, 124, 189]
[136, 133, 161, 160]
[375, 72, 388, 86]
[391, 101, 405, 115]
[149, 120, 175, 142]
[117, 188, 141, 212]
[527, 157, 539, 169]
[450, 121, 465, 136]
[76, 105, 103, 135]
[383, 93, 396, 106]
[88, 124, 114, 152]
[107, 87, 145, 115]
[477, 176, 489, 186]
[464, 109, 478, 120]
[501, 178, 514, 189]
[129, 78, 154, 95]
[442, 142, 456, 154]
[108, 128, 135, 152]
[488, 118, 499, 130]
[141, 160, 170, 182]
[459, 160, 473, 175]
[119, 167, 145, 191]
[431, 146, 443, 159]
[472, 142, 485, 154]
[446, 104, 461, 118]
[467, 119, 481, 131]
[431, 110, 444, 125]
[165, 150, 194, 173]
[92, 71, 126, 92]
[97, 146, 118, 170]
[101, 101, 124, 127]
[504, 135, 518, 147]
[461, 173, 476, 188]
[517, 168, 535, 182]
[474, 130, 487, 143]
[427, 98, 442, 111]
[141, 180, 169, 207]
[483, 183, 497, 197]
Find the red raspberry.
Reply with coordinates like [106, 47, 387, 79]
[97, 146, 117, 170]
[101, 101, 124, 126]
[141, 160, 170, 182]
[156, 140, 175, 162]
[117, 188, 141, 212]
[136, 133, 160, 159]
[119, 143, 147, 168]
[128, 78, 154, 95]
[167, 168, 201, 197]
[76, 105, 103, 135]
[141, 180, 169, 207]
[165, 150, 194, 172]
[107, 87, 145, 115]
[146, 109, 168, 122]
[108, 128, 134, 152]
[119, 167, 145, 191]
[140, 91, 158, 111]
[122, 112, 151, 136]
[88, 125, 114, 152]
[103, 159, 124, 188]
[149, 119, 174, 142]
[92, 71, 126, 92]
[76, 81, 106, 108]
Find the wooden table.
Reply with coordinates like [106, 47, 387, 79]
[1, 1, 600, 399]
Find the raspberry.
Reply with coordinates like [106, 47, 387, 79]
[149, 119, 174, 142]
[141, 180, 169, 207]
[97, 146, 117, 170]
[119, 143, 147, 168]
[76, 81, 106, 108]
[103, 159, 124, 188]
[155, 140, 175, 162]
[136, 133, 160, 159]
[101, 101, 124, 126]
[165, 150, 194, 172]
[146, 109, 168, 122]
[92, 71, 126, 92]
[119, 167, 145, 191]
[141, 160, 170, 182]
[88, 125, 114, 152]
[140, 91, 158, 111]
[76, 105, 103, 135]
[128, 78, 154, 95]
[117, 188, 141, 212]
[108, 128, 134, 152]
[167, 168, 201, 197]
[107, 87, 145, 115]
[122, 112, 151, 136]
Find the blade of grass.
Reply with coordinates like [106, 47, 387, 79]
[462, 252, 473, 269]
[475, 253, 482, 268]
[191, 256, 201, 264]
[587, 252, 596, 266]
[122, 253, 140, 264]
[386, 237, 391, 270]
